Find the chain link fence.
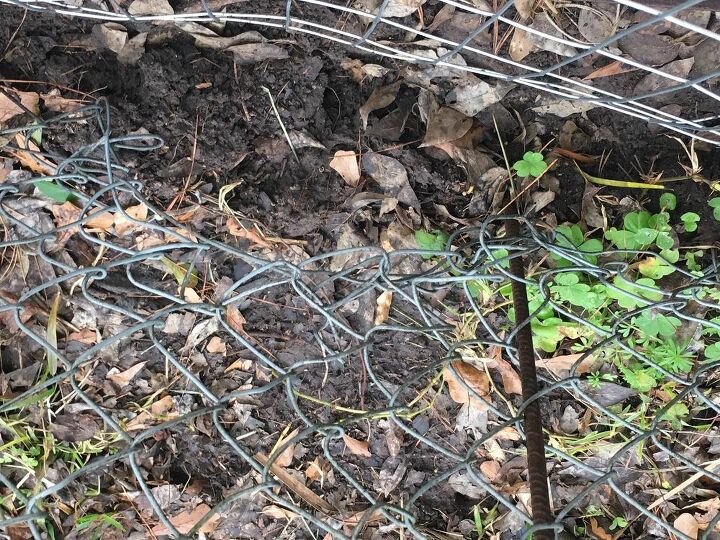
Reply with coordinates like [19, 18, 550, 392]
[1, 1, 720, 539]
[0, 100, 719, 539]
[0, 0, 719, 145]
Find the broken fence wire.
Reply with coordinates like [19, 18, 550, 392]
[1, 101, 720, 539]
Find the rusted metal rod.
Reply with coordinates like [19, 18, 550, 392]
[505, 217, 554, 540]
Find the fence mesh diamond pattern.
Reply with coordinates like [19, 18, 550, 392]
[1, 1, 720, 540]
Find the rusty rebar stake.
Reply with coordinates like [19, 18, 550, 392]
[505, 217, 554, 540]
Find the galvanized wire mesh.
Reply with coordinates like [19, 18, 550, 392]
[1, 100, 720, 539]
[0, 0, 719, 145]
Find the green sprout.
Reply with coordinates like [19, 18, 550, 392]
[709, 197, 720, 221]
[512, 151, 547, 178]
[680, 212, 700, 232]
[659, 192, 676, 211]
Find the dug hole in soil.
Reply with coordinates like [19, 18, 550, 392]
[1, 3, 720, 540]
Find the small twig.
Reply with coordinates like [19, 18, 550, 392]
[262, 86, 299, 163]
[647, 456, 720, 512]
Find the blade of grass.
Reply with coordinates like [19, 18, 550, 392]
[46, 291, 61, 376]
[574, 162, 664, 190]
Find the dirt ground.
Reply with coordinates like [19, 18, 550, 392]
[2, 2, 720, 539]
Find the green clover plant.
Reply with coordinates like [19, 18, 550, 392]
[512, 151, 547, 178]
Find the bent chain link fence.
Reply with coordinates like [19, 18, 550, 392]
[0, 0, 719, 144]
[1, 101, 720, 539]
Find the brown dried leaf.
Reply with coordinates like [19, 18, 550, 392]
[0, 88, 40, 124]
[224, 358, 253, 373]
[340, 59, 389, 83]
[359, 81, 401, 130]
[226, 304, 247, 335]
[583, 60, 637, 81]
[489, 353, 522, 395]
[226, 217, 272, 248]
[262, 505, 297, 521]
[12, 135, 55, 175]
[50, 202, 82, 245]
[589, 518, 613, 540]
[514, 0, 534, 20]
[114, 203, 149, 236]
[41, 91, 86, 113]
[674, 514, 699, 539]
[66, 328, 97, 344]
[444, 361, 490, 407]
[509, 28, 535, 62]
[479, 460, 501, 482]
[329, 150, 361, 187]
[150, 504, 220, 535]
[537, 353, 595, 378]
[151, 395, 176, 416]
[342, 434, 372, 457]
[107, 361, 147, 387]
[420, 106, 472, 148]
[206, 336, 227, 355]
[273, 427, 300, 468]
[374, 290, 393, 326]
[305, 456, 325, 483]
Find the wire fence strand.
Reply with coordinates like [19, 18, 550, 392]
[0, 101, 719, 539]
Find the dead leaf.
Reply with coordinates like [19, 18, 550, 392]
[446, 78, 512, 117]
[150, 504, 219, 535]
[589, 518, 612, 540]
[224, 358, 253, 372]
[128, 0, 173, 16]
[537, 353, 595, 378]
[228, 43, 288, 65]
[530, 190, 555, 213]
[359, 81, 401, 130]
[514, 0, 534, 20]
[374, 290, 393, 326]
[341, 59, 389, 83]
[262, 505, 297, 521]
[41, 91, 85, 113]
[329, 150, 361, 187]
[577, 6, 615, 43]
[107, 361, 147, 387]
[583, 60, 637, 81]
[619, 32, 678, 66]
[66, 328, 97, 344]
[444, 361, 490, 408]
[305, 456, 326, 483]
[509, 28, 534, 62]
[361, 152, 420, 212]
[342, 434, 372, 457]
[50, 202, 82, 245]
[674, 513, 699, 539]
[0, 88, 40, 124]
[12, 134, 55, 175]
[379, 0, 426, 18]
[479, 460, 501, 482]
[272, 427, 300, 468]
[114, 204, 149, 236]
[226, 218, 271, 248]
[531, 98, 597, 118]
[633, 58, 694, 97]
[288, 130, 326, 150]
[581, 182, 606, 229]
[420, 106, 472, 147]
[91, 23, 127, 54]
[50, 414, 99, 442]
[366, 108, 409, 141]
[527, 12, 578, 57]
[226, 304, 247, 335]
[488, 352, 522, 395]
[206, 336, 227, 355]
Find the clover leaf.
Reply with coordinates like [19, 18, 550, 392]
[680, 212, 700, 232]
[709, 198, 720, 221]
[512, 151, 547, 178]
[659, 193, 676, 211]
